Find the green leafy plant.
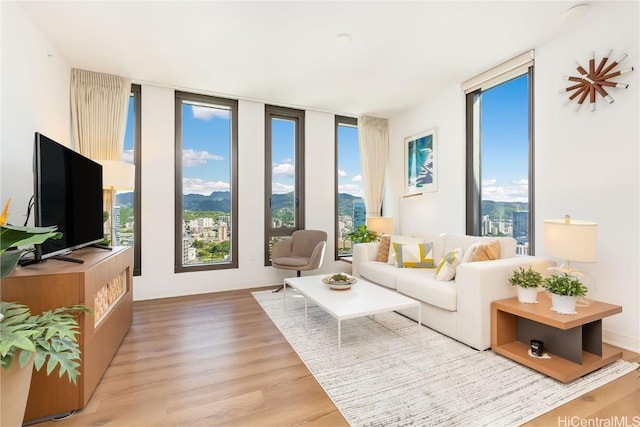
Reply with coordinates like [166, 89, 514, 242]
[542, 273, 588, 297]
[1, 199, 90, 384]
[0, 302, 89, 384]
[345, 225, 378, 244]
[509, 266, 543, 289]
[1, 226, 62, 279]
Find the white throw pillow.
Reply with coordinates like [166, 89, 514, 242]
[461, 242, 482, 264]
[435, 248, 463, 281]
[393, 242, 436, 268]
[387, 235, 425, 266]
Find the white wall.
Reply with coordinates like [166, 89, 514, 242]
[0, 2, 70, 223]
[130, 86, 350, 300]
[387, 3, 640, 351]
[535, 4, 639, 351]
[387, 86, 467, 236]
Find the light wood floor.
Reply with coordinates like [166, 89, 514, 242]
[39, 288, 639, 427]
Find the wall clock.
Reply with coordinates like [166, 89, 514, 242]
[561, 50, 634, 111]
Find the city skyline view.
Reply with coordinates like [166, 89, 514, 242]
[480, 74, 529, 204]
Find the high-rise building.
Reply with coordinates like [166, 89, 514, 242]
[113, 206, 121, 244]
[217, 223, 228, 242]
[481, 215, 491, 236]
[353, 200, 366, 227]
[512, 211, 529, 243]
[182, 235, 191, 264]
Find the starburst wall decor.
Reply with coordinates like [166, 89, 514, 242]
[561, 50, 634, 111]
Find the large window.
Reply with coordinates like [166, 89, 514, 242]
[175, 91, 238, 272]
[265, 105, 304, 265]
[466, 67, 534, 255]
[335, 116, 362, 258]
[115, 84, 141, 275]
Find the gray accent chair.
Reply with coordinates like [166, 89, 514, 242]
[272, 230, 327, 292]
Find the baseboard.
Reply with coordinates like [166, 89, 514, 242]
[603, 329, 640, 353]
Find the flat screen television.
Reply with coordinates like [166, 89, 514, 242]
[33, 132, 104, 261]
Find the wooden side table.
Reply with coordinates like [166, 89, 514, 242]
[491, 295, 622, 383]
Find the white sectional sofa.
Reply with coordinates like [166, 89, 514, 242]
[352, 233, 554, 350]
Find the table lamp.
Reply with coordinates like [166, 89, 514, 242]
[542, 215, 597, 275]
[97, 160, 135, 191]
[542, 215, 599, 303]
[366, 216, 394, 236]
[96, 160, 135, 245]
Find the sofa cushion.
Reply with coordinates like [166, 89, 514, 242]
[443, 235, 516, 259]
[359, 261, 398, 289]
[393, 242, 436, 268]
[375, 236, 391, 262]
[469, 240, 500, 262]
[396, 269, 457, 312]
[461, 242, 481, 263]
[436, 248, 463, 281]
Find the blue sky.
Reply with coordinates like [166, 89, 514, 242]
[337, 124, 362, 197]
[123, 99, 363, 197]
[123, 97, 135, 163]
[123, 82, 526, 202]
[480, 74, 529, 203]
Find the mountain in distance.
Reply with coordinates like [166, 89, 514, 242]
[117, 191, 364, 216]
[183, 191, 230, 211]
[337, 193, 363, 217]
[481, 200, 529, 221]
[115, 191, 134, 207]
[117, 190, 522, 221]
[115, 191, 231, 211]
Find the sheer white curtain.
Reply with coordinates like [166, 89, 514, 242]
[358, 116, 389, 218]
[70, 69, 131, 243]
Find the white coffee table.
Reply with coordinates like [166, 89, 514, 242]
[283, 274, 421, 350]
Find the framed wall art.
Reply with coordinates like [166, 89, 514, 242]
[405, 128, 437, 194]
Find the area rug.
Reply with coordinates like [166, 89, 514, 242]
[252, 290, 636, 427]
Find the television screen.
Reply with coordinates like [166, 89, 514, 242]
[34, 132, 104, 260]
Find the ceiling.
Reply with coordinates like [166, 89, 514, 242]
[19, 1, 618, 118]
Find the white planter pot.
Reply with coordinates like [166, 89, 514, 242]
[0, 353, 34, 427]
[517, 286, 538, 304]
[550, 293, 577, 315]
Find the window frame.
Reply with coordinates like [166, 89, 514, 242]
[174, 91, 239, 273]
[130, 83, 142, 276]
[334, 115, 358, 260]
[465, 66, 535, 254]
[264, 105, 305, 266]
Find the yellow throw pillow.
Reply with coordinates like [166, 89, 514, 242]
[387, 235, 425, 265]
[435, 248, 463, 281]
[469, 241, 500, 262]
[375, 236, 391, 262]
[393, 242, 435, 268]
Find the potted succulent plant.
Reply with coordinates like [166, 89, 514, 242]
[542, 273, 588, 315]
[0, 200, 89, 427]
[509, 266, 543, 304]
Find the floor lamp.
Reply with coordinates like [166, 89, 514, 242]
[97, 160, 135, 246]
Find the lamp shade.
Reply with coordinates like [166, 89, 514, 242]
[542, 217, 597, 262]
[366, 216, 394, 235]
[96, 160, 135, 190]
